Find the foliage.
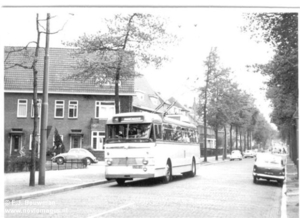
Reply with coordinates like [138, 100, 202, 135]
[243, 13, 298, 160]
[5, 156, 40, 173]
[253, 113, 277, 148]
[63, 13, 177, 113]
[53, 128, 65, 155]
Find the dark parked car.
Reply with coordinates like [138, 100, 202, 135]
[51, 148, 98, 165]
[253, 153, 285, 186]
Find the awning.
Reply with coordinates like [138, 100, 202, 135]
[69, 129, 84, 136]
[9, 128, 24, 135]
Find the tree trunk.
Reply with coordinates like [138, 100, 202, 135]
[115, 70, 120, 114]
[203, 105, 207, 162]
[239, 128, 242, 154]
[235, 126, 238, 149]
[230, 124, 233, 153]
[223, 124, 227, 159]
[244, 132, 247, 151]
[215, 125, 218, 161]
[30, 14, 41, 187]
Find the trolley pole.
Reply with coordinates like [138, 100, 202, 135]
[39, 13, 50, 185]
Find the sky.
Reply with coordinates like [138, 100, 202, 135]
[1, 5, 298, 125]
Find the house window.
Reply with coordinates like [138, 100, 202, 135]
[31, 99, 42, 118]
[68, 100, 78, 118]
[17, 99, 27, 117]
[150, 97, 159, 106]
[91, 131, 105, 150]
[95, 101, 115, 119]
[54, 100, 64, 118]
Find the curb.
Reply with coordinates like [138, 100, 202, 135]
[4, 179, 112, 201]
[281, 164, 287, 218]
[4, 158, 229, 201]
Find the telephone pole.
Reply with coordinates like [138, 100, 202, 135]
[39, 13, 50, 185]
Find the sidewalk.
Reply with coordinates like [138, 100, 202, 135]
[4, 162, 108, 200]
[283, 156, 299, 218]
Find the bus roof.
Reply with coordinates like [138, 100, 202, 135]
[106, 112, 196, 129]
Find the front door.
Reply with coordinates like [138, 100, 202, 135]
[11, 135, 21, 156]
[92, 131, 105, 150]
[71, 136, 81, 148]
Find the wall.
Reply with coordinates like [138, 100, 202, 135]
[4, 92, 132, 157]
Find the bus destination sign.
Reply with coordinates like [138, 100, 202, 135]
[113, 116, 144, 122]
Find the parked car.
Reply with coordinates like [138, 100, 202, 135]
[253, 153, 285, 186]
[230, 150, 243, 161]
[51, 148, 98, 165]
[244, 150, 255, 158]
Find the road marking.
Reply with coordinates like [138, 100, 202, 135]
[86, 203, 135, 218]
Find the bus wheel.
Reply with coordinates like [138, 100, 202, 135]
[116, 179, 126, 186]
[186, 158, 196, 177]
[162, 161, 172, 184]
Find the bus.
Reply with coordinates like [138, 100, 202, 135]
[104, 112, 201, 185]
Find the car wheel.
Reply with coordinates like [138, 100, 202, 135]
[86, 158, 92, 165]
[56, 157, 64, 165]
[253, 176, 258, 184]
[162, 161, 172, 184]
[116, 179, 126, 186]
[240, 158, 242, 161]
[277, 180, 283, 187]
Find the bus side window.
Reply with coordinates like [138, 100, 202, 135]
[155, 124, 162, 140]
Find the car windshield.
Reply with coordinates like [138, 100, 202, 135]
[106, 123, 153, 143]
[257, 155, 282, 165]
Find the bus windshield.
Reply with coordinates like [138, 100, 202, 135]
[106, 123, 153, 143]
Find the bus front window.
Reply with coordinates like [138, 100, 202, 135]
[106, 123, 152, 143]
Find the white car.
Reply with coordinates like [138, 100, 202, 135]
[230, 150, 243, 161]
[51, 148, 98, 165]
[244, 150, 256, 158]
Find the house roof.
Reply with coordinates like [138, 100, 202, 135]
[168, 97, 190, 112]
[133, 75, 166, 113]
[4, 47, 134, 95]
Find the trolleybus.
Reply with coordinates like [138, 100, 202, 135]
[104, 112, 200, 185]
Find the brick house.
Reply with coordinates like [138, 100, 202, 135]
[4, 47, 134, 160]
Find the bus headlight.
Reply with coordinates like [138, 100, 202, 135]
[106, 159, 113, 166]
[142, 159, 148, 165]
[143, 167, 147, 172]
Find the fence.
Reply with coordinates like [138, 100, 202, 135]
[4, 156, 87, 173]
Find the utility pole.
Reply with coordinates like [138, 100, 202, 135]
[39, 13, 50, 185]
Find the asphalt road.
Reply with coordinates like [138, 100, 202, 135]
[4, 158, 282, 218]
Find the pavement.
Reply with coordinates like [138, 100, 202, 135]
[4, 155, 299, 218]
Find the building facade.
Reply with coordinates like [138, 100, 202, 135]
[4, 47, 134, 159]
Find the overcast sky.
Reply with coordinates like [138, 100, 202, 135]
[1, 4, 299, 124]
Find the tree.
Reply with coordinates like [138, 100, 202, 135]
[64, 13, 177, 114]
[52, 128, 65, 156]
[206, 68, 232, 160]
[243, 13, 298, 163]
[198, 47, 219, 162]
[252, 113, 277, 150]
[5, 15, 42, 187]
[4, 14, 70, 186]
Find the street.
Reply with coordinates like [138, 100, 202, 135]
[5, 158, 282, 218]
